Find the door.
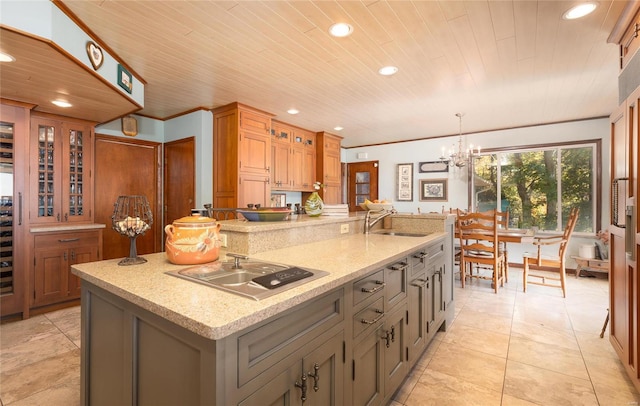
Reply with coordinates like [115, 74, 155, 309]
[95, 135, 161, 260]
[0, 103, 28, 317]
[164, 137, 195, 227]
[348, 161, 379, 211]
[32, 247, 68, 307]
[302, 331, 344, 406]
[68, 244, 98, 298]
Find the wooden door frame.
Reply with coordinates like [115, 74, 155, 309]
[95, 134, 163, 254]
[163, 136, 195, 232]
[347, 161, 379, 211]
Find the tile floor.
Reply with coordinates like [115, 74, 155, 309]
[1, 268, 638, 405]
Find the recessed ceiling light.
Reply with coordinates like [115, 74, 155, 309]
[378, 66, 398, 76]
[329, 23, 353, 38]
[563, 2, 597, 20]
[287, 109, 299, 115]
[334, 126, 344, 131]
[52, 100, 72, 108]
[0, 51, 15, 62]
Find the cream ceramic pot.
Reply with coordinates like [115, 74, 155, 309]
[164, 214, 221, 265]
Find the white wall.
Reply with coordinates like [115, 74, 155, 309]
[164, 110, 213, 208]
[344, 118, 610, 223]
[344, 118, 611, 266]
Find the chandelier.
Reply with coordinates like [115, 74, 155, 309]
[439, 113, 480, 168]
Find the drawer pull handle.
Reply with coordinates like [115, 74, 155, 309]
[58, 238, 80, 243]
[411, 278, 428, 287]
[361, 281, 385, 293]
[361, 309, 384, 325]
[390, 262, 408, 271]
[295, 373, 307, 401]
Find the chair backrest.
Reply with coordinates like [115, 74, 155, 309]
[496, 211, 509, 230]
[558, 207, 580, 257]
[457, 211, 500, 258]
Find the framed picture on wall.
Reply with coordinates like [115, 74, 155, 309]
[418, 161, 449, 173]
[396, 163, 413, 201]
[271, 193, 286, 207]
[419, 179, 448, 202]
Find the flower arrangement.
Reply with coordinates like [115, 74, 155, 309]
[313, 181, 324, 190]
[596, 229, 609, 245]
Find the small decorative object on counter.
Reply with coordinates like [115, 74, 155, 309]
[112, 195, 153, 266]
[305, 182, 325, 217]
[165, 214, 221, 265]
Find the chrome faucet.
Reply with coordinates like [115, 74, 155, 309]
[364, 209, 397, 234]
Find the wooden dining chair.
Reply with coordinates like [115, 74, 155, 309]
[523, 207, 580, 298]
[496, 210, 510, 282]
[457, 211, 505, 293]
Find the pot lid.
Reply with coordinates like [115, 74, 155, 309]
[172, 214, 217, 227]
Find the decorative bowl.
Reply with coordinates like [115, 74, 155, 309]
[237, 208, 292, 222]
[360, 202, 393, 211]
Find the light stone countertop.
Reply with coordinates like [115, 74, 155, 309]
[72, 231, 446, 340]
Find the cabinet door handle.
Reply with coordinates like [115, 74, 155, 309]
[71, 251, 76, 261]
[295, 373, 308, 401]
[361, 309, 384, 325]
[361, 281, 385, 293]
[58, 238, 80, 243]
[64, 213, 69, 222]
[308, 363, 320, 392]
[18, 192, 22, 225]
[63, 252, 68, 261]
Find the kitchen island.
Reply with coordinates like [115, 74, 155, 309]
[73, 217, 454, 405]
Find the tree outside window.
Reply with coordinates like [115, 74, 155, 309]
[473, 143, 597, 233]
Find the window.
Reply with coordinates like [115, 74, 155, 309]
[472, 141, 600, 233]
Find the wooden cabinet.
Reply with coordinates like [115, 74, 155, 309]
[213, 103, 273, 208]
[609, 10, 640, 390]
[0, 101, 30, 318]
[271, 120, 316, 192]
[29, 113, 94, 225]
[32, 229, 102, 308]
[316, 132, 343, 204]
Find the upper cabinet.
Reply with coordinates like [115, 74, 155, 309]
[271, 120, 316, 192]
[316, 132, 343, 204]
[29, 113, 94, 225]
[213, 103, 273, 208]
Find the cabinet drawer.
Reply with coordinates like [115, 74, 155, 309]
[353, 269, 385, 306]
[236, 288, 343, 387]
[353, 296, 385, 338]
[35, 231, 100, 249]
[410, 242, 444, 276]
[385, 259, 408, 309]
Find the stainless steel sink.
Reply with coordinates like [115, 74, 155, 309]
[376, 231, 429, 237]
[166, 259, 328, 300]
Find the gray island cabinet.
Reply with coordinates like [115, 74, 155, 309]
[73, 216, 454, 406]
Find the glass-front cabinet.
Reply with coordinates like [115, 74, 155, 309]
[30, 114, 93, 225]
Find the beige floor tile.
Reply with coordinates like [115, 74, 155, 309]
[0, 315, 58, 351]
[500, 393, 540, 405]
[583, 353, 638, 394]
[451, 307, 513, 335]
[508, 335, 589, 380]
[45, 309, 82, 348]
[592, 381, 640, 406]
[427, 342, 506, 393]
[6, 378, 80, 406]
[0, 332, 78, 373]
[512, 303, 573, 332]
[0, 348, 80, 404]
[510, 319, 579, 351]
[441, 323, 510, 358]
[504, 360, 598, 405]
[574, 330, 619, 360]
[405, 368, 502, 406]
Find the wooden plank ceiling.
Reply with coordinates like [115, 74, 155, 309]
[2, 1, 630, 147]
